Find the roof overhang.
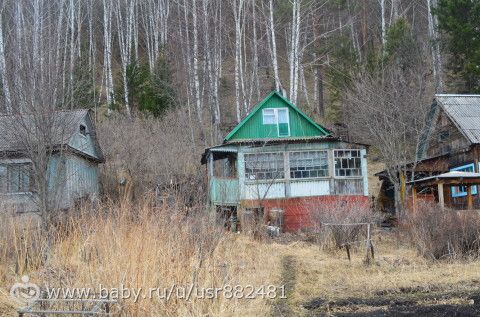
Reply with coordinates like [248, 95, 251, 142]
[407, 171, 480, 186]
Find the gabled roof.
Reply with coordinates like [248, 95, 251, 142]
[224, 91, 330, 142]
[435, 94, 480, 144]
[0, 109, 104, 162]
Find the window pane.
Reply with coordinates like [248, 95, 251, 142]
[334, 150, 362, 177]
[263, 109, 276, 124]
[450, 163, 477, 197]
[277, 109, 288, 123]
[290, 151, 328, 179]
[245, 153, 284, 180]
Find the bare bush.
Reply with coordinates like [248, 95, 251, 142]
[97, 108, 205, 205]
[309, 199, 378, 249]
[401, 202, 480, 260]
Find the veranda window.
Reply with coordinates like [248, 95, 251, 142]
[245, 153, 284, 180]
[334, 150, 362, 177]
[290, 151, 329, 178]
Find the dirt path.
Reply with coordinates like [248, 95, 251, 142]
[271, 255, 297, 316]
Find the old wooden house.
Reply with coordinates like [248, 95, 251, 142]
[378, 94, 480, 211]
[201, 91, 369, 232]
[0, 109, 104, 213]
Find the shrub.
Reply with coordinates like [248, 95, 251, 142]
[401, 202, 480, 259]
[309, 199, 378, 249]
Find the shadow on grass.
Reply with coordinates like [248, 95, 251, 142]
[304, 292, 480, 317]
[271, 255, 297, 316]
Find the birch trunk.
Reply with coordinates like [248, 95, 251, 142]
[103, 0, 115, 113]
[289, 0, 301, 104]
[233, 0, 245, 122]
[0, 5, 11, 113]
[115, 0, 135, 117]
[191, 0, 203, 124]
[427, 0, 443, 92]
[381, 0, 386, 51]
[268, 0, 280, 92]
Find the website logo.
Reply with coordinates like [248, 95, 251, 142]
[10, 275, 41, 304]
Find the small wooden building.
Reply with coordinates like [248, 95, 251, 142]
[378, 94, 480, 211]
[201, 91, 369, 232]
[0, 109, 104, 213]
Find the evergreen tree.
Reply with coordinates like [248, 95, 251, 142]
[434, 0, 480, 92]
[125, 51, 176, 117]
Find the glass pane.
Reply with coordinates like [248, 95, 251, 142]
[277, 109, 288, 123]
[263, 109, 276, 124]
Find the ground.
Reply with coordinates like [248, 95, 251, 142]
[1, 229, 479, 316]
[265, 230, 480, 316]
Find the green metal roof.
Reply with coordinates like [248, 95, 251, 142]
[224, 91, 330, 142]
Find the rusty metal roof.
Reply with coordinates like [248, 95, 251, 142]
[436, 94, 480, 144]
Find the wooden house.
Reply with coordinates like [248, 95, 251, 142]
[201, 91, 369, 232]
[0, 109, 104, 213]
[378, 94, 480, 211]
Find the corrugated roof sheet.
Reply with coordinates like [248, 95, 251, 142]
[0, 109, 89, 152]
[436, 94, 480, 144]
[407, 171, 480, 185]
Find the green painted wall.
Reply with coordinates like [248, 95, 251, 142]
[226, 92, 328, 141]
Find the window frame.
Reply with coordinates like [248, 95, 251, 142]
[244, 152, 285, 181]
[333, 149, 363, 178]
[451, 163, 477, 197]
[79, 124, 87, 137]
[262, 108, 276, 125]
[289, 150, 329, 180]
[261, 108, 290, 137]
[1, 163, 34, 194]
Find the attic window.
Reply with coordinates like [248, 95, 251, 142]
[262, 108, 290, 137]
[79, 124, 87, 136]
[263, 109, 276, 124]
[438, 130, 449, 142]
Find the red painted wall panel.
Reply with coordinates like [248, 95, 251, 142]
[241, 195, 369, 232]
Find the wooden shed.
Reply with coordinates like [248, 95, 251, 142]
[0, 109, 104, 213]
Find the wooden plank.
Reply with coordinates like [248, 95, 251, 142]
[467, 185, 473, 210]
[412, 186, 417, 212]
[438, 182, 445, 209]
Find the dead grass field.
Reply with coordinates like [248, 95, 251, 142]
[1, 207, 479, 316]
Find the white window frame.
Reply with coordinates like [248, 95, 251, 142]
[333, 149, 362, 178]
[262, 108, 290, 137]
[289, 150, 329, 179]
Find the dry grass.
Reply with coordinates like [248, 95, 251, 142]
[1, 203, 480, 316]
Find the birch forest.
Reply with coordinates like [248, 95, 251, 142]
[0, 0, 464, 145]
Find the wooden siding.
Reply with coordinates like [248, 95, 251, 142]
[68, 115, 102, 160]
[210, 177, 239, 205]
[228, 93, 326, 140]
[65, 154, 99, 204]
[290, 179, 330, 197]
[426, 108, 469, 158]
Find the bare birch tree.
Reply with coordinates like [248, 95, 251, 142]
[115, 0, 136, 117]
[0, 3, 11, 113]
